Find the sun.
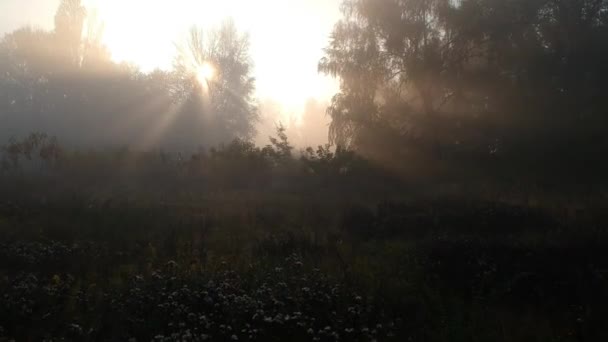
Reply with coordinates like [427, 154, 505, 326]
[86, 0, 340, 118]
[196, 62, 216, 86]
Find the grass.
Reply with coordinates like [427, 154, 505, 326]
[0, 138, 606, 340]
[1, 195, 607, 341]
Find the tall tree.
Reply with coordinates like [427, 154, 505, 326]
[0, 0, 147, 146]
[171, 20, 259, 143]
[321, 0, 608, 181]
[54, 0, 86, 67]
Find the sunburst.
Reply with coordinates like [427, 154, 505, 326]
[196, 62, 216, 87]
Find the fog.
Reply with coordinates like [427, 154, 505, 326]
[256, 98, 330, 149]
[2, 0, 608, 185]
[0, 0, 334, 152]
[2, 1, 608, 341]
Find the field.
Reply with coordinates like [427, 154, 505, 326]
[3, 0, 608, 340]
[0, 137, 606, 341]
[1, 189, 607, 341]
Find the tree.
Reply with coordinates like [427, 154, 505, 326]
[319, 0, 466, 149]
[0, 0, 150, 147]
[54, 0, 86, 67]
[171, 20, 259, 143]
[81, 9, 112, 71]
[320, 0, 608, 182]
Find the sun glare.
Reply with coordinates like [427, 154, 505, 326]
[84, 0, 340, 115]
[196, 62, 216, 86]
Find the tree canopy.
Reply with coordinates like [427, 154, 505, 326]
[320, 0, 608, 182]
[171, 21, 259, 142]
[0, 1, 259, 150]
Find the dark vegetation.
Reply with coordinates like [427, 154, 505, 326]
[2, 0, 608, 341]
[1, 129, 607, 341]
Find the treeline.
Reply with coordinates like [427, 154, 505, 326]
[2, 0, 608, 193]
[0, 0, 257, 150]
[0, 129, 402, 205]
[319, 0, 608, 185]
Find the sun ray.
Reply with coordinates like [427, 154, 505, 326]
[133, 99, 186, 150]
[82, 0, 340, 122]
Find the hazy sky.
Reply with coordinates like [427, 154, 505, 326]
[0, 0, 341, 114]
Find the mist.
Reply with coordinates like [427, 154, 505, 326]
[256, 98, 330, 149]
[2, 1, 608, 341]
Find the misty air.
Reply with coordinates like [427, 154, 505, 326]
[1, 0, 607, 341]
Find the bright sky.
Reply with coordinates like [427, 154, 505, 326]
[0, 0, 341, 114]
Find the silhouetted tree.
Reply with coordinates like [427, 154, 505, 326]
[0, 1, 174, 148]
[321, 0, 608, 182]
[171, 20, 259, 143]
[54, 0, 86, 67]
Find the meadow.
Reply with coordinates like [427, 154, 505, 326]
[1, 133, 607, 341]
[3, 0, 608, 340]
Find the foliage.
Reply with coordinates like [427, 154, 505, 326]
[0, 4, 259, 150]
[320, 0, 608, 183]
[265, 123, 293, 162]
[0, 191, 607, 341]
[54, 0, 87, 66]
[0, 127, 606, 341]
[1, 132, 62, 172]
[171, 20, 259, 142]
